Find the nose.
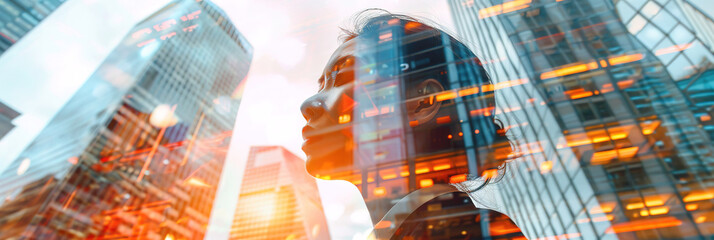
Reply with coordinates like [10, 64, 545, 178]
[301, 95, 326, 122]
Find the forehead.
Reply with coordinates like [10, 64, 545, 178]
[325, 39, 357, 70]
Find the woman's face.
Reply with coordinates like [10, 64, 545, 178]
[300, 39, 358, 177]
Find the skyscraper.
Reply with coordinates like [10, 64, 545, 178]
[0, 101, 19, 140]
[449, 0, 713, 239]
[0, 0, 67, 55]
[230, 146, 330, 240]
[0, 0, 252, 239]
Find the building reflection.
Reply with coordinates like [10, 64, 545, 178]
[0, 101, 19, 140]
[0, 0, 66, 55]
[0, 0, 252, 239]
[449, 0, 714, 239]
[230, 146, 330, 240]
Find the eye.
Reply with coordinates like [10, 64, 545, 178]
[332, 57, 355, 87]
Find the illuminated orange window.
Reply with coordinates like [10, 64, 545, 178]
[540, 161, 553, 173]
[450, 174, 468, 183]
[419, 179, 434, 188]
[684, 191, 714, 202]
[482, 169, 498, 178]
[374, 187, 386, 196]
[591, 146, 639, 165]
[435, 91, 457, 101]
[606, 217, 682, 234]
[608, 53, 644, 66]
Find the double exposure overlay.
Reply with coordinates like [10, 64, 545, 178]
[0, 0, 251, 238]
[0, 0, 713, 239]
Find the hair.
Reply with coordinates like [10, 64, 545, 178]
[338, 9, 516, 196]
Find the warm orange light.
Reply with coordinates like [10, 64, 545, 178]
[701, 115, 712, 122]
[436, 116, 452, 124]
[400, 171, 410, 177]
[165, 234, 175, 240]
[641, 206, 669, 216]
[482, 169, 498, 178]
[684, 192, 714, 202]
[695, 216, 707, 223]
[338, 114, 351, 124]
[489, 222, 521, 235]
[641, 120, 661, 135]
[626, 198, 663, 210]
[655, 43, 693, 56]
[617, 79, 635, 89]
[563, 88, 594, 100]
[606, 217, 682, 233]
[409, 120, 419, 127]
[420, 179, 434, 188]
[590, 203, 614, 214]
[474, 129, 480, 134]
[416, 167, 430, 174]
[433, 164, 452, 171]
[479, 0, 532, 19]
[186, 177, 212, 188]
[404, 21, 422, 31]
[374, 187, 386, 196]
[447, 134, 453, 139]
[591, 146, 638, 165]
[435, 91, 457, 101]
[375, 220, 392, 229]
[540, 161, 553, 173]
[686, 204, 699, 211]
[381, 173, 397, 180]
[608, 53, 644, 66]
[450, 174, 468, 183]
[540, 63, 592, 80]
[458, 87, 479, 97]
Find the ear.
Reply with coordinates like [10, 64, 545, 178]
[405, 78, 444, 125]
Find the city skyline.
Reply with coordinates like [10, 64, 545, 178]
[0, 0, 252, 238]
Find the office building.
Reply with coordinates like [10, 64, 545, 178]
[0, 0, 67, 55]
[230, 146, 330, 240]
[0, 101, 19, 140]
[448, 0, 714, 239]
[0, 0, 252, 239]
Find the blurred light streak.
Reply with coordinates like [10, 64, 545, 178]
[16, 157, 30, 175]
[563, 88, 593, 100]
[136, 126, 168, 182]
[606, 217, 682, 233]
[338, 114, 351, 124]
[655, 43, 694, 56]
[62, 189, 77, 210]
[684, 192, 714, 202]
[416, 167, 430, 174]
[186, 177, 212, 188]
[479, 0, 532, 19]
[541, 53, 644, 80]
[435, 91, 457, 101]
[591, 146, 639, 165]
[181, 113, 205, 166]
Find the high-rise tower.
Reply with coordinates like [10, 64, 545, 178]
[449, 0, 714, 239]
[0, 0, 67, 55]
[230, 146, 330, 240]
[0, 0, 252, 239]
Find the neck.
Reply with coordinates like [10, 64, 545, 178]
[364, 184, 460, 238]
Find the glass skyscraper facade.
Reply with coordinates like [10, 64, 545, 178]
[0, 0, 252, 239]
[449, 0, 714, 239]
[230, 146, 330, 240]
[0, 0, 66, 55]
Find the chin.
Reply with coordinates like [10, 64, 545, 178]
[304, 147, 354, 178]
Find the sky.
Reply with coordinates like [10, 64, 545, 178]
[0, 0, 455, 239]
